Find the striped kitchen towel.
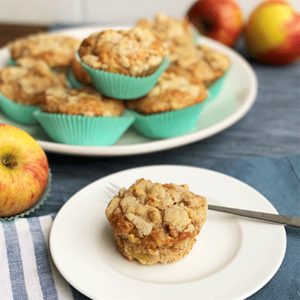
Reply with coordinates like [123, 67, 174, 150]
[0, 214, 88, 300]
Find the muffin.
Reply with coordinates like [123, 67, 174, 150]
[126, 71, 207, 114]
[39, 86, 124, 116]
[166, 44, 231, 87]
[34, 86, 135, 146]
[125, 71, 207, 138]
[136, 12, 195, 50]
[105, 178, 208, 265]
[76, 27, 170, 99]
[7, 33, 81, 72]
[78, 27, 168, 77]
[0, 58, 67, 106]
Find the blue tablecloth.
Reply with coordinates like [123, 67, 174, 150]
[1, 25, 299, 300]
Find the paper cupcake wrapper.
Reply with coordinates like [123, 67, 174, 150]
[33, 109, 135, 146]
[127, 102, 206, 139]
[7, 58, 17, 66]
[192, 28, 200, 45]
[66, 68, 85, 88]
[0, 93, 39, 124]
[76, 52, 170, 100]
[205, 70, 230, 104]
[0, 169, 52, 221]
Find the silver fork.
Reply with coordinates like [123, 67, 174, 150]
[105, 182, 300, 228]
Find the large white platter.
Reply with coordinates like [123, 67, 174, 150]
[50, 165, 286, 300]
[0, 26, 258, 156]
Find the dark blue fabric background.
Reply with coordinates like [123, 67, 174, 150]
[27, 26, 300, 300]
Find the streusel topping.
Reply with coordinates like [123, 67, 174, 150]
[0, 59, 67, 105]
[167, 44, 231, 86]
[78, 27, 168, 76]
[8, 33, 81, 68]
[136, 13, 195, 48]
[40, 87, 124, 117]
[105, 179, 208, 238]
[125, 71, 207, 114]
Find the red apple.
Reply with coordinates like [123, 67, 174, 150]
[187, 0, 244, 47]
[0, 124, 49, 217]
[245, 0, 300, 65]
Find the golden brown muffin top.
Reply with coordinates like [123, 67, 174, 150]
[136, 12, 195, 47]
[125, 71, 207, 114]
[39, 86, 125, 117]
[78, 27, 168, 77]
[167, 44, 231, 86]
[8, 33, 81, 68]
[106, 178, 208, 238]
[0, 58, 67, 105]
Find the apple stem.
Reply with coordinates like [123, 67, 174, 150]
[2, 157, 18, 167]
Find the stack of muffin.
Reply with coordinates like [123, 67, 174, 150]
[0, 13, 230, 145]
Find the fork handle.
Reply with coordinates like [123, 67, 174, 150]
[208, 205, 300, 227]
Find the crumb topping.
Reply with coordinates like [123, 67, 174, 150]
[136, 12, 194, 47]
[0, 59, 67, 105]
[106, 179, 207, 238]
[168, 44, 230, 86]
[125, 71, 207, 114]
[79, 27, 168, 76]
[39, 86, 124, 117]
[8, 33, 81, 68]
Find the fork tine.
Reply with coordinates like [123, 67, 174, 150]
[104, 182, 122, 199]
[109, 182, 121, 190]
[107, 185, 118, 195]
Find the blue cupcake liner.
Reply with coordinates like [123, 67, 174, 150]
[76, 52, 170, 99]
[33, 109, 135, 146]
[0, 93, 39, 124]
[0, 169, 52, 221]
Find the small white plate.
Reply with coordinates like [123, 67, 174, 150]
[0, 25, 258, 157]
[50, 165, 286, 300]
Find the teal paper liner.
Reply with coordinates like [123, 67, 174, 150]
[76, 52, 170, 99]
[0, 93, 39, 124]
[127, 102, 206, 139]
[192, 28, 200, 46]
[33, 109, 135, 146]
[67, 68, 85, 88]
[7, 58, 17, 66]
[0, 169, 52, 221]
[205, 70, 230, 104]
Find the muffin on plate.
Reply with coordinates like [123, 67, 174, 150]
[105, 178, 208, 265]
[0, 58, 67, 106]
[136, 12, 196, 50]
[0, 58, 67, 124]
[39, 86, 124, 116]
[125, 70, 207, 138]
[76, 27, 170, 99]
[34, 86, 135, 146]
[7, 33, 81, 72]
[78, 27, 168, 77]
[166, 44, 231, 88]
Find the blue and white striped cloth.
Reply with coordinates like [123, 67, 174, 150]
[0, 214, 82, 300]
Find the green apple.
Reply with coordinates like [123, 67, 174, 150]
[0, 124, 49, 217]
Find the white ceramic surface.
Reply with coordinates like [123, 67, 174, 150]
[50, 165, 286, 300]
[0, 25, 258, 156]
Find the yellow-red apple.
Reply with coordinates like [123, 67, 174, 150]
[187, 0, 244, 47]
[0, 124, 49, 217]
[245, 0, 300, 65]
